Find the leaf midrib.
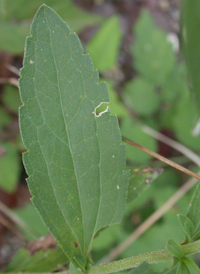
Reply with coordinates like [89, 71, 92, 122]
[44, 10, 85, 254]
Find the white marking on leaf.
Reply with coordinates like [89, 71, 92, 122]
[92, 102, 109, 117]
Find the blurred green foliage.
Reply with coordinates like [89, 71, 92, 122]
[3, 246, 68, 273]
[87, 16, 122, 71]
[0, 0, 103, 54]
[182, 0, 200, 112]
[0, 143, 20, 193]
[125, 77, 160, 116]
[0, 2, 200, 273]
[133, 10, 175, 85]
[121, 117, 157, 163]
[2, 85, 21, 113]
[14, 204, 48, 240]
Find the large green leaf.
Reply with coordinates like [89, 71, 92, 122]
[19, 4, 129, 270]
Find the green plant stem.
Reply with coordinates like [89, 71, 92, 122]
[88, 240, 200, 274]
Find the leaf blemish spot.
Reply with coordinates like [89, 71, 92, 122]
[74, 241, 79, 248]
[29, 60, 34, 64]
[93, 102, 109, 117]
[117, 185, 120, 189]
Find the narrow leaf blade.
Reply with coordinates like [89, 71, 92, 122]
[177, 214, 194, 243]
[182, 257, 200, 274]
[166, 239, 184, 260]
[19, 4, 129, 268]
[182, 0, 200, 111]
[187, 182, 200, 241]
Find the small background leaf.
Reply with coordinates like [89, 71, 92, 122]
[3, 247, 68, 273]
[87, 16, 122, 72]
[14, 204, 48, 240]
[133, 9, 175, 85]
[121, 117, 157, 164]
[0, 143, 20, 193]
[125, 77, 160, 116]
[186, 182, 200, 241]
[172, 91, 200, 150]
[178, 214, 194, 243]
[0, 22, 30, 55]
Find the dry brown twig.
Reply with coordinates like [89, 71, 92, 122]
[123, 136, 200, 180]
[5, 64, 20, 77]
[0, 77, 18, 87]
